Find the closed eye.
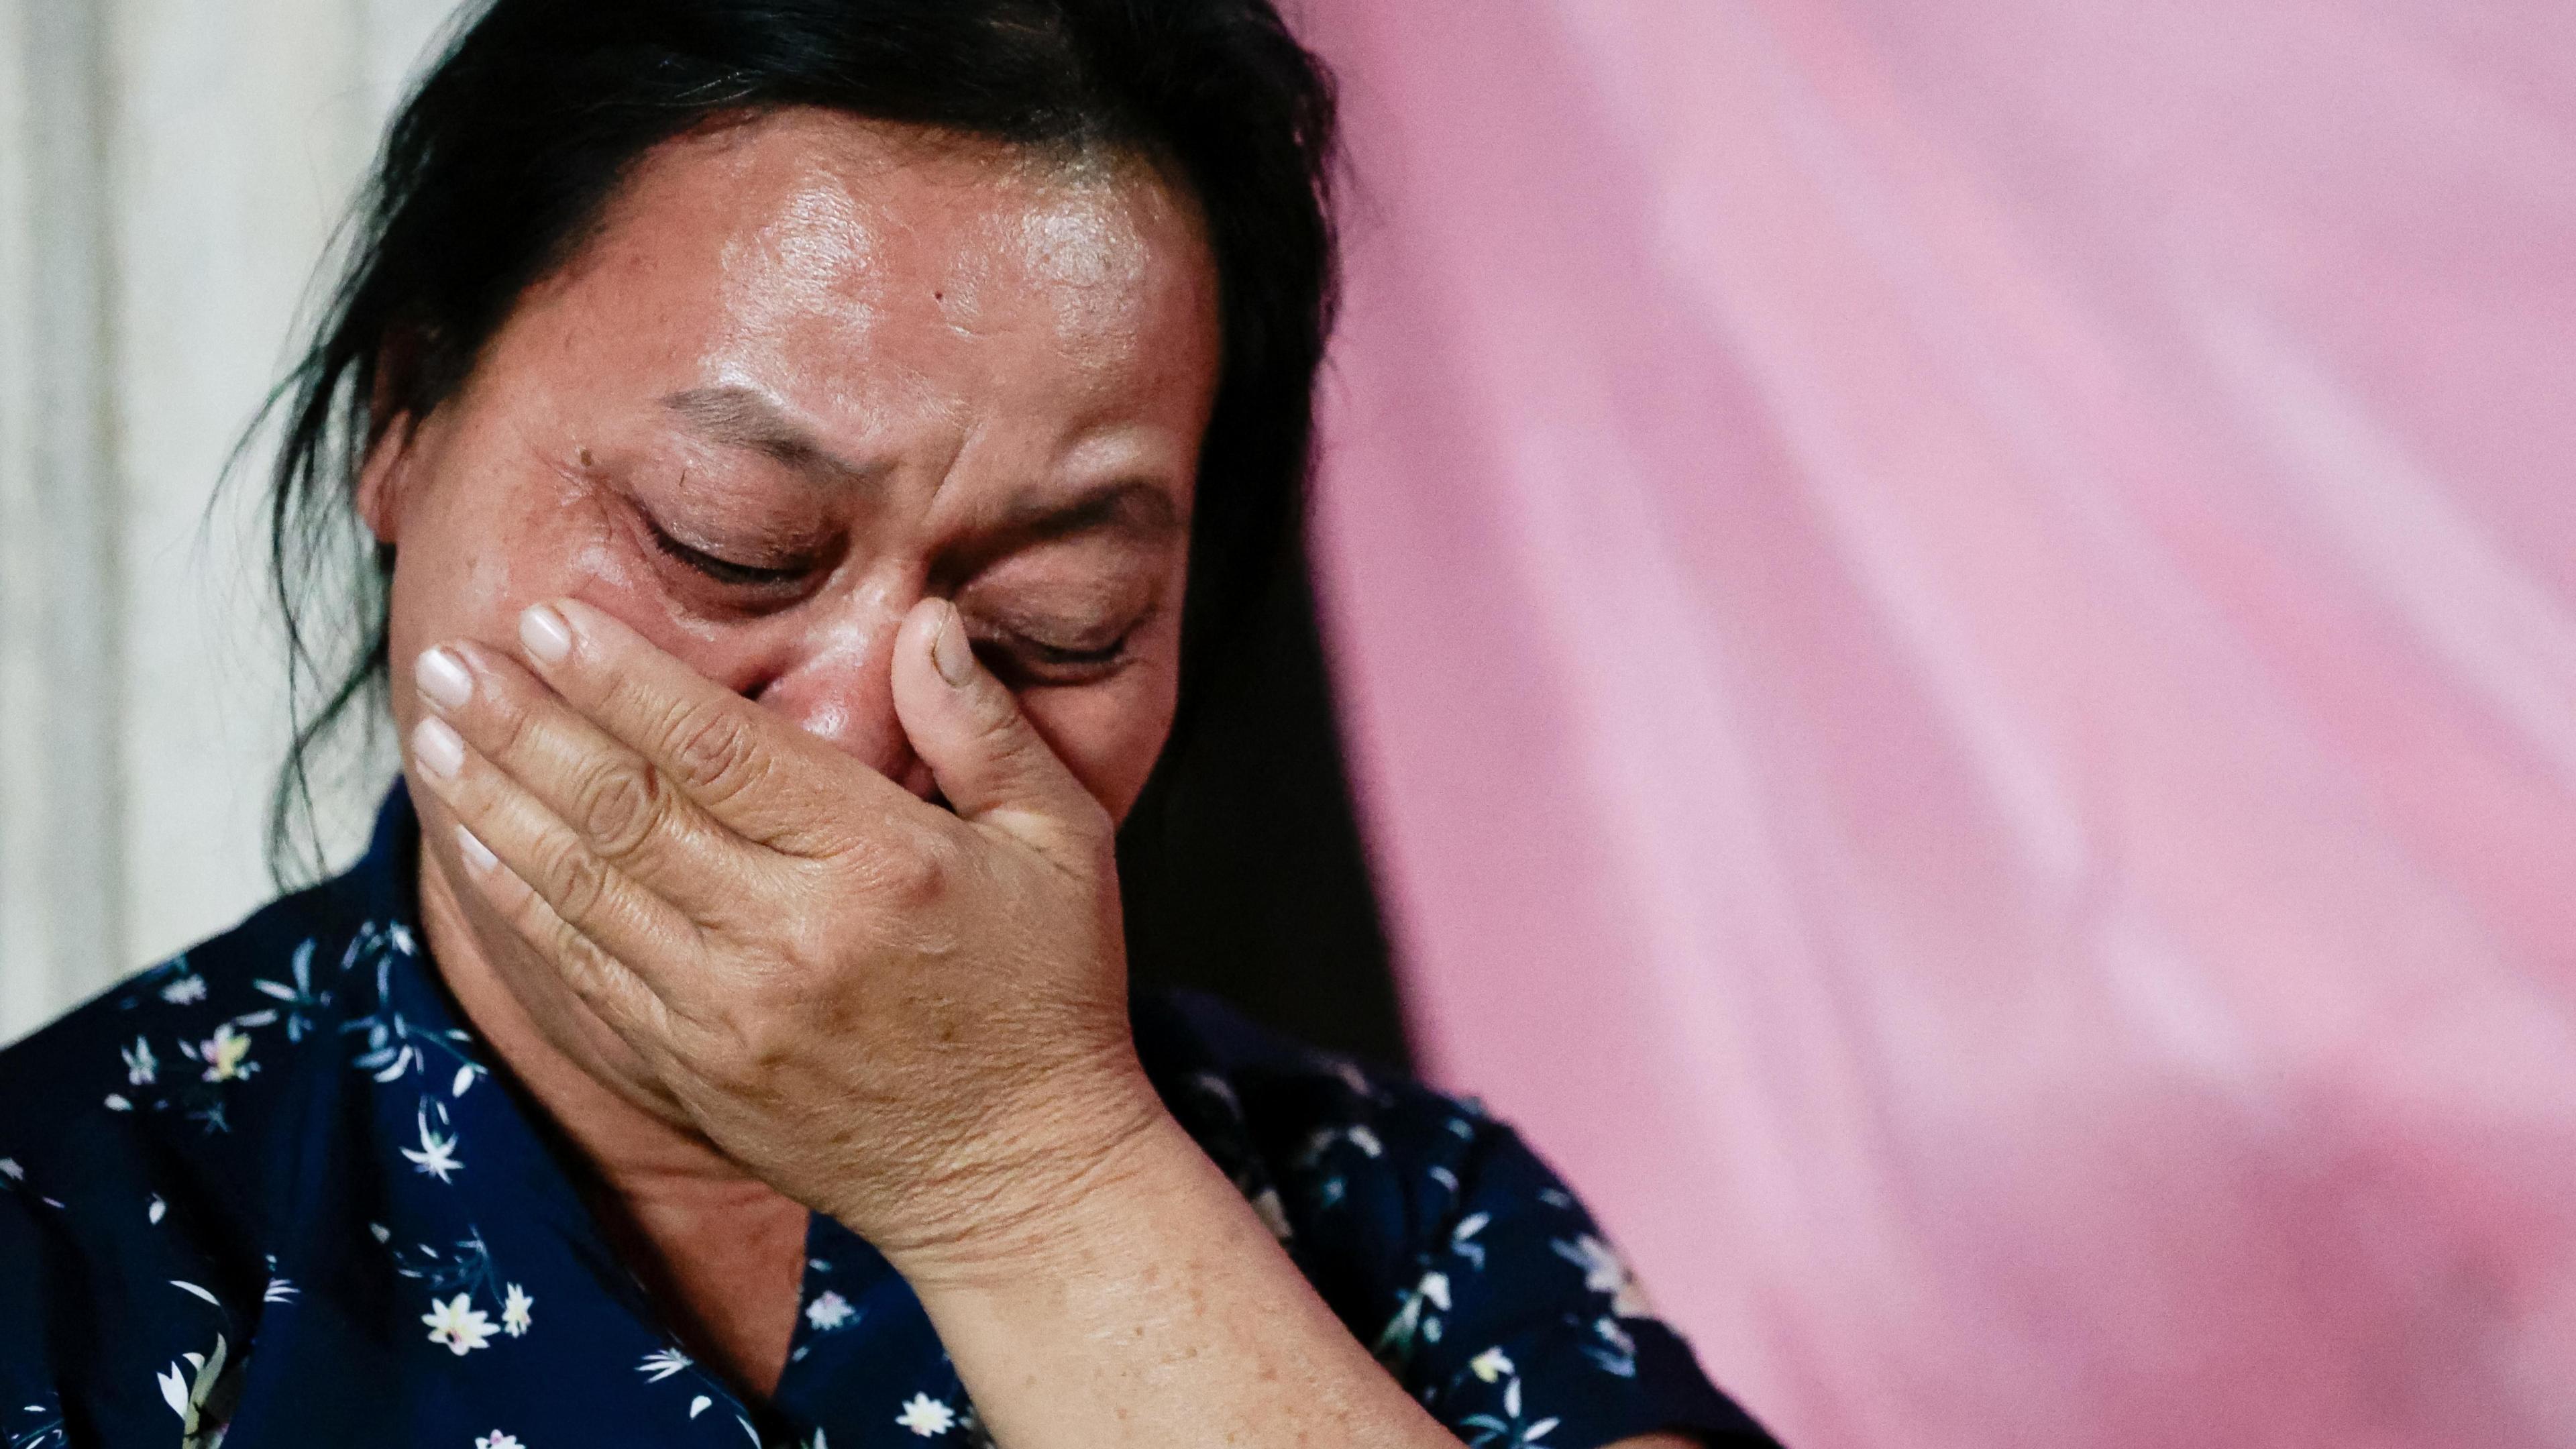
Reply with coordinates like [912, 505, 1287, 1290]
[1015, 637, 1127, 668]
[977, 625, 1142, 688]
[645, 518, 814, 589]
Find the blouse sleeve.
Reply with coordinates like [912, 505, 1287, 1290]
[1359, 1106, 1780, 1449]
[1134, 990, 1780, 1449]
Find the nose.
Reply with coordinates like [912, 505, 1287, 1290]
[748, 588, 940, 802]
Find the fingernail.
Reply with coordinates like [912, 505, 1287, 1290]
[455, 824, 498, 873]
[932, 602, 975, 687]
[412, 716, 465, 780]
[520, 603, 574, 665]
[415, 647, 473, 712]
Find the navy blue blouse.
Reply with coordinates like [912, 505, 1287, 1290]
[0, 787, 1776, 1449]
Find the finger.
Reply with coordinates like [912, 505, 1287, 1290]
[513, 598, 902, 857]
[407, 709, 710, 1012]
[414, 640, 761, 912]
[889, 597, 1112, 869]
[441, 820, 683, 1055]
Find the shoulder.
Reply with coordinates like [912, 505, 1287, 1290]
[1133, 987, 1626, 1310]
[0, 863, 431, 1434]
[0, 787, 418, 1167]
[1133, 989, 1780, 1448]
[1134, 987, 1489, 1250]
[0, 873, 394, 1299]
[0, 873, 376, 1157]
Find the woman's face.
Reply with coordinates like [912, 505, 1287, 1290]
[364, 111, 1221, 1107]
[368, 109, 1219, 822]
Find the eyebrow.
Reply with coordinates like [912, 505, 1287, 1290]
[994, 478, 1182, 546]
[662, 383, 1183, 548]
[661, 385, 878, 487]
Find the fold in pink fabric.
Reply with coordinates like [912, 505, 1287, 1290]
[1297, 3, 2576, 1446]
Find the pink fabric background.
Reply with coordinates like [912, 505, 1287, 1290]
[1297, 4, 2576, 1446]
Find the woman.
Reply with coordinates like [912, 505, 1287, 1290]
[0, 3, 1779, 1446]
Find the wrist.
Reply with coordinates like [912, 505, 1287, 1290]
[888, 1096, 1466, 1449]
[866, 1060, 1187, 1291]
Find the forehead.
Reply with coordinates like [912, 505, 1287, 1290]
[516, 108, 1220, 449]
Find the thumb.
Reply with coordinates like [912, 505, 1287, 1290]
[890, 598, 1110, 865]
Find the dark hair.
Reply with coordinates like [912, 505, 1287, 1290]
[256, 0, 1339, 880]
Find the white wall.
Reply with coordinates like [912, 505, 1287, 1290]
[0, 0, 468, 1044]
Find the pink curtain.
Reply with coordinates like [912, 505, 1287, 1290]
[1297, 3, 2576, 1446]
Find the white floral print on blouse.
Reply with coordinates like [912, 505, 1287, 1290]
[0, 786, 1774, 1449]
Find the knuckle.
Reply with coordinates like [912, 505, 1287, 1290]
[535, 830, 611, 927]
[548, 914, 609, 989]
[484, 688, 543, 765]
[969, 692, 1037, 757]
[548, 926, 641, 1027]
[572, 755, 663, 860]
[966, 700, 1082, 810]
[987, 733, 1052, 793]
[667, 698, 763, 800]
[865, 825, 956, 909]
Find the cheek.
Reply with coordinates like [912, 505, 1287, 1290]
[387, 449, 755, 696]
[1020, 662, 1178, 824]
[391, 450, 611, 654]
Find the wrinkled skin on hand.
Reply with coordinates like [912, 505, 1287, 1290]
[409, 594, 1164, 1269]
